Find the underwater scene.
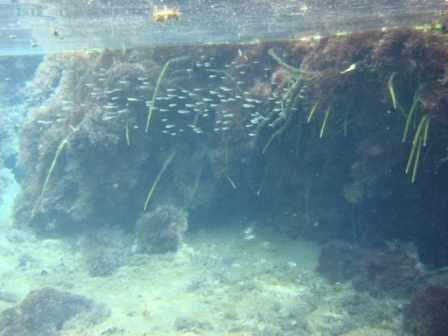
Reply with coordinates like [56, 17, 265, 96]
[2, 1, 448, 335]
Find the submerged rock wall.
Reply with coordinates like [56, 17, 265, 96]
[12, 27, 448, 267]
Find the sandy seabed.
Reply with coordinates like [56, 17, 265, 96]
[0, 169, 401, 336]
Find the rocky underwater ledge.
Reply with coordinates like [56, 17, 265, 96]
[2, 23, 448, 335]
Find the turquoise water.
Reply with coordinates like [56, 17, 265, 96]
[1, 2, 448, 335]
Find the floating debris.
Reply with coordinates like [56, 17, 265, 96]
[153, 5, 181, 22]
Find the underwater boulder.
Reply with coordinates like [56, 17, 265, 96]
[135, 204, 188, 254]
[0, 287, 110, 336]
